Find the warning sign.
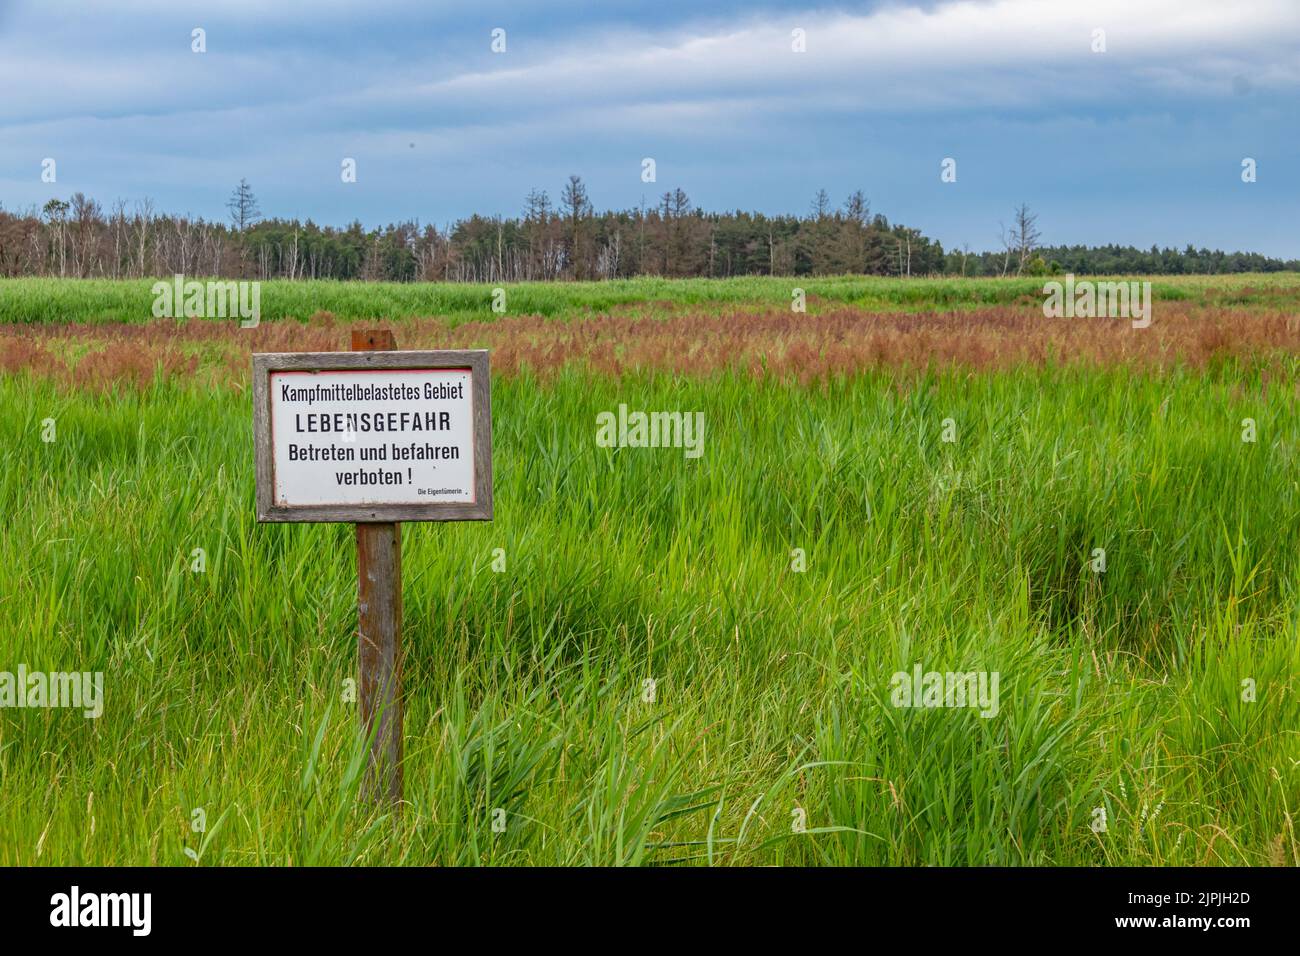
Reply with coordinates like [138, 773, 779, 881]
[253, 350, 492, 522]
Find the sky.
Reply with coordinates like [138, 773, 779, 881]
[1, 0, 1298, 255]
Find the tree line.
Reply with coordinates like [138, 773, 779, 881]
[2, 177, 1294, 281]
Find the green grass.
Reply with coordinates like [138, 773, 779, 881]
[1, 356, 1297, 865]
[5, 272, 1300, 325]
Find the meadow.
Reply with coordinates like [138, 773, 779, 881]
[0, 274, 1297, 866]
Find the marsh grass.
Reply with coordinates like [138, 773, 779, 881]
[1, 349, 1296, 865]
[4, 272, 1300, 326]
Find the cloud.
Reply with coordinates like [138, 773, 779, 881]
[5, 0, 1299, 132]
[339, 0, 1300, 125]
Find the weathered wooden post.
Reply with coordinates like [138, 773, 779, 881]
[252, 336, 492, 809]
[351, 329, 403, 804]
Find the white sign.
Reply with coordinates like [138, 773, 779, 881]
[253, 350, 492, 522]
[271, 367, 474, 506]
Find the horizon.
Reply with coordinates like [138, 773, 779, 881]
[7, 180, 1300, 265]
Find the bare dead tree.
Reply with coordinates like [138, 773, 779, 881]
[227, 178, 261, 232]
[1010, 202, 1041, 275]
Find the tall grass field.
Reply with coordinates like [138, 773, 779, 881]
[1, 274, 1297, 866]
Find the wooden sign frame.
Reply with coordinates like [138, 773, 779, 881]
[252, 349, 493, 524]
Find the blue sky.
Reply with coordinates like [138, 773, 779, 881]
[2, 0, 1298, 255]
